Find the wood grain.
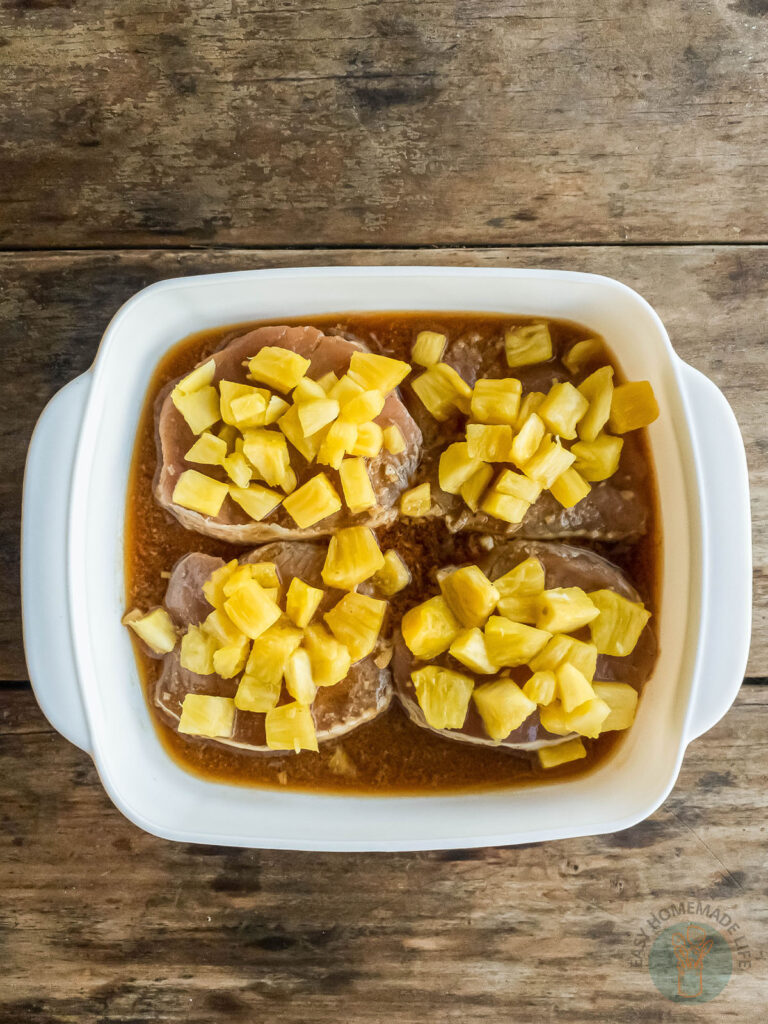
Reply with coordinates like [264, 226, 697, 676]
[2, 245, 765, 679]
[0, 682, 765, 1023]
[1, 1, 767, 248]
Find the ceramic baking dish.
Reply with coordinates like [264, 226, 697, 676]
[21, 267, 751, 850]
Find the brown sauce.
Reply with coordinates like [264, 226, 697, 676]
[125, 312, 661, 794]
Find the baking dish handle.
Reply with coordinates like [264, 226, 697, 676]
[22, 373, 92, 753]
[677, 360, 752, 742]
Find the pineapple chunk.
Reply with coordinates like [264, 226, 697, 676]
[466, 423, 513, 462]
[400, 483, 431, 517]
[285, 577, 324, 628]
[222, 451, 252, 488]
[522, 670, 556, 705]
[293, 377, 326, 403]
[504, 323, 552, 367]
[241, 562, 280, 591]
[217, 423, 240, 450]
[202, 606, 245, 646]
[529, 634, 598, 681]
[401, 595, 461, 659]
[495, 468, 542, 503]
[592, 682, 639, 731]
[515, 392, 546, 430]
[339, 389, 385, 425]
[172, 470, 228, 517]
[484, 616, 551, 667]
[496, 595, 539, 624]
[473, 678, 536, 740]
[556, 662, 596, 712]
[571, 434, 624, 482]
[480, 489, 530, 525]
[549, 467, 591, 509]
[317, 420, 357, 470]
[382, 424, 406, 455]
[297, 398, 340, 437]
[348, 351, 411, 395]
[577, 366, 614, 442]
[235, 673, 282, 713]
[202, 559, 239, 607]
[350, 421, 384, 457]
[180, 625, 217, 674]
[509, 412, 546, 467]
[178, 694, 235, 738]
[608, 381, 659, 433]
[470, 378, 522, 425]
[248, 347, 310, 392]
[280, 466, 297, 494]
[283, 473, 342, 528]
[538, 701, 573, 736]
[538, 382, 589, 440]
[224, 580, 281, 640]
[439, 442, 483, 495]
[221, 381, 270, 429]
[284, 648, 317, 704]
[123, 607, 178, 654]
[175, 358, 216, 396]
[324, 592, 387, 661]
[322, 526, 385, 590]
[449, 628, 498, 674]
[339, 457, 377, 514]
[328, 374, 365, 406]
[588, 590, 651, 656]
[460, 463, 494, 512]
[537, 587, 599, 633]
[493, 556, 546, 600]
[172, 385, 220, 435]
[302, 624, 352, 686]
[537, 737, 587, 769]
[241, 429, 291, 488]
[562, 338, 601, 376]
[523, 436, 575, 489]
[237, 621, 304, 705]
[316, 370, 339, 394]
[411, 666, 474, 730]
[412, 364, 471, 421]
[439, 565, 499, 628]
[265, 702, 318, 753]
[185, 431, 227, 466]
[373, 549, 411, 596]
[213, 639, 250, 679]
[412, 330, 447, 367]
[228, 483, 282, 521]
[564, 697, 611, 738]
[277, 404, 322, 462]
[264, 394, 290, 425]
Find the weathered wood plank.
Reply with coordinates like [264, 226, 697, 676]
[2, 246, 765, 678]
[0, 685, 764, 1023]
[1, 1, 767, 247]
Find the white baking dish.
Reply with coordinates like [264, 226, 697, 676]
[21, 267, 751, 850]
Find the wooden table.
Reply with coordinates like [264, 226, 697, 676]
[2, 3, 766, 1021]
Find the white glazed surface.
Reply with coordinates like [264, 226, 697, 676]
[23, 267, 751, 850]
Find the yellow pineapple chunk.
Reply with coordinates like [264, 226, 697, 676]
[180, 625, 217, 674]
[538, 381, 589, 440]
[509, 412, 546, 467]
[297, 398, 340, 437]
[178, 694, 235, 738]
[401, 595, 461, 659]
[221, 562, 277, 596]
[473, 677, 536, 740]
[317, 420, 357, 470]
[302, 624, 352, 686]
[400, 483, 431, 517]
[339, 389, 385, 425]
[609, 381, 659, 433]
[339, 457, 377, 514]
[202, 606, 245, 647]
[466, 423, 513, 462]
[592, 682, 639, 731]
[504, 323, 552, 367]
[222, 451, 252, 488]
[241, 428, 291, 488]
[537, 737, 587, 769]
[172, 470, 228, 517]
[470, 378, 522, 425]
[350, 421, 384, 457]
[224, 383, 270, 429]
[235, 673, 282, 713]
[265, 702, 318, 753]
[185, 431, 227, 466]
[412, 363, 471, 421]
[412, 330, 447, 367]
[523, 436, 575, 488]
[495, 468, 543, 503]
[515, 391, 546, 430]
[494, 556, 546, 600]
[264, 394, 290, 425]
[537, 587, 599, 633]
[248, 347, 310, 392]
[538, 701, 572, 736]
[293, 377, 326, 403]
[324, 591, 387, 661]
[322, 525, 385, 590]
[277, 403, 322, 462]
[562, 338, 601, 376]
[460, 463, 494, 512]
[480, 489, 530, 525]
[439, 565, 499, 628]
[382, 424, 406, 455]
[549, 467, 591, 509]
[328, 373, 365, 407]
[522, 670, 556, 705]
[411, 666, 474, 730]
[484, 616, 551, 667]
[236, 622, 304, 708]
[283, 473, 342, 528]
[556, 662, 596, 712]
[175, 358, 216, 396]
[529, 634, 598, 681]
[284, 648, 317, 704]
[373, 549, 411, 596]
[564, 697, 611, 738]
[316, 370, 339, 394]
[228, 483, 282, 521]
[496, 595, 539, 623]
[571, 434, 624, 482]
[285, 577, 324, 628]
[123, 607, 178, 654]
[449, 628, 498, 674]
[348, 351, 411, 395]
[213, 639, 250, 679]
[439, 442, 483, 494]
[218, 423, 239, 450]
[577, 366, 614, 442]
[588, 590, 651, 656]
[203, 559, 239, 607]
[172, 385, 220, 435]
[224, 580, 281, 640]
